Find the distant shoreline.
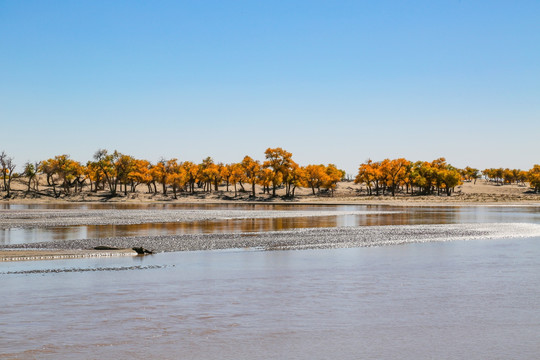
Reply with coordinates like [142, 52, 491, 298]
[2, 179, 540, 207]
[2, 198, 540, 207]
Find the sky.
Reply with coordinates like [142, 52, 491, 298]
[1, 0, 539, 176]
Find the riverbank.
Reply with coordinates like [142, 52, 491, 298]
[0, 248, 137, 262]
[2, 180, 540, 206]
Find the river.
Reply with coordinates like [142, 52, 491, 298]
[1, 204, 539, 359]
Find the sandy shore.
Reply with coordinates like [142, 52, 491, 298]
[2, 180, 540, 206]
[0, 248, 137, 262]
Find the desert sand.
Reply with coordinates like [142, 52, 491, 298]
[2, 176, 539, 206]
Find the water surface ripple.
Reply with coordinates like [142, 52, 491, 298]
[4, 222, 540, 253]
[1, 204, 540, 359]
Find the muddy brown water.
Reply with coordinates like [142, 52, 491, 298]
[1, 204, 540, 359]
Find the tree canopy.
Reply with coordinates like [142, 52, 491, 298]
[1, 148, 539, 199]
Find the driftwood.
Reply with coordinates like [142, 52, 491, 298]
[132, 247, 154, 255]
[94, 245, 154, 255]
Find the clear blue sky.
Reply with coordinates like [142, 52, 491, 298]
[1, 0, 539, 175]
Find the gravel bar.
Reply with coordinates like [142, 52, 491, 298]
[0, 209, 396, 229]
[0, 249, 137, 262]
[3, 223, 540, 253]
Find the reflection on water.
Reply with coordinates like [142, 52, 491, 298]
[2, 204, 540, 245]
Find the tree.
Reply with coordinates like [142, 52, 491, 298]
[85, 161, 104, 192]
[198, 157, 219, 192]
[382, 158, 410, 197]
[324, 164, 345, 196]
[483, 168, 504, 184]
[167, 160, 187, 199]
[23, 161, 40, 192]
[128, 159, 152, 193]
[114, 153, 136, 195]
[148, 163, 160, 194]
[439, 168, 462, 196]
[355, 159, 385, 195]
[229, 163, 245, 197]
[0, 151, 16, 197]
[221, 164, 232, 192]
[528, 165, 540, 193]
[41, 157, 60, 196]
[40, 158, 55, 186]
[517, 170, 529, 185]
[502, 168, 515, 184]
[182, 161, 199, 193]
[411, 161, 438, 195]
[204, 163, 221, 192]
[285, 162, 305, 197]
[355, 160, 376, 195]
[430, 158, 449, 195]
[241, 156, 261, 197]
[152, 160, 169, 195]
[213, 163, 225, 192]
[51, 155, 84, 195]
[263, 147, 293, 196]
[92, 149, 117, 195]
[305, 164, 329, 194]
[462, 166, 480, 184]
[282, 159, 300, 197]
[258, 168, 274, 194]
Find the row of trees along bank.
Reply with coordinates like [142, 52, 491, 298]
[2, 148, 343, 199]
[2, 149, 540, 198]
[354, 158, 540, 196]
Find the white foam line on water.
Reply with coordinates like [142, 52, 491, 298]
[266, 223, 540, 249]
